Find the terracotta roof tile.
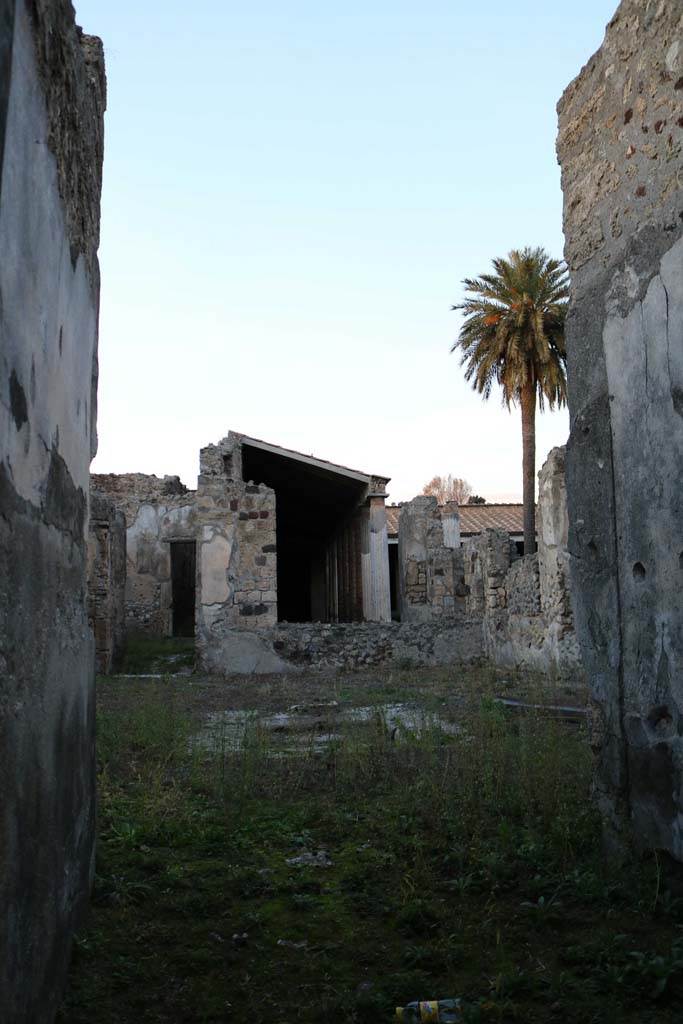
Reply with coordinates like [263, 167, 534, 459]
[386, 503, 525, 538]
[458, 504, 525, 535]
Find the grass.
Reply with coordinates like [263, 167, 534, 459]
[119, 633, 195, 675]
[57, 668, 683, 1024]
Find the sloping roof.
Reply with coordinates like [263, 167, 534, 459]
[386, 503, 525, 538]
[236, 432, 390, 489]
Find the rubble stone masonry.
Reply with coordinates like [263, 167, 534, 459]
[195, 436, 278, 673]
[398, 496, 464, 622]
[94, 442, 580, 679]
[462, 449, 582, 680]
[269, 619, 483, 672]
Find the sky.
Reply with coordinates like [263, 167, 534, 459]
[77, 0, 616, 503]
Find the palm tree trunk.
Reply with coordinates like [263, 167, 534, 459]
[520, 381, 536, 555]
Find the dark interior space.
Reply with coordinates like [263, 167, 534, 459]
[242, 443, 367, 622]
[170, 540, 196, 637]
[388, 542, 399, 620]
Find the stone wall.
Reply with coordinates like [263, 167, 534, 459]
[537, 447, 578, 663]
[0, 2, 105, 1020]
[92, 473, 198, 634]
[463, 527, 513, 619]
[88, 492, 126, 674]
[398, 495, 464, 621]
[557, 0, 683, 857]
[195, 437, 278, 673]
[462, 449, 582, 679]
[506, 555, 541, 616]
[93, 440, 582, 680]
[206, 619, 484, 674]
[94, 432, 393, 672]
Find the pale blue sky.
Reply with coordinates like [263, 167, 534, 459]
[77, 0, 616, 502]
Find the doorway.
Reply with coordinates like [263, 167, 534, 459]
[170, 540, 196, 637]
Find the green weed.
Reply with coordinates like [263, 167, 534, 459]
[57, 673, 683, 1024]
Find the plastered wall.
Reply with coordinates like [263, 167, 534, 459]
[0, 3, 105, 1018]
[558, 0, 683, 857]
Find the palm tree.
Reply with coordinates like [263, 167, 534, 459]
[451, 247, 568, 554]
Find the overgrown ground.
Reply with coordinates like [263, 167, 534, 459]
[58, 643, 683, 1023]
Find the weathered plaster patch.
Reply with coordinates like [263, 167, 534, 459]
[200, 529, 232, 605]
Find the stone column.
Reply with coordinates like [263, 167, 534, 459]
[557, 0, 683, 858]
[361, 495, 392, 622]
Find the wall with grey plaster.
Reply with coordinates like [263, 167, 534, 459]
[0, 2, 105, 1019]
[558, 0, 683, 857]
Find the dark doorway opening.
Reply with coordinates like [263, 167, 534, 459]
[388, 542, 399, 620]
[170, 540, 196, 637]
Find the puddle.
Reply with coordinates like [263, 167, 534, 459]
[193, 701, 463, 755]
[494, 698, 587, 723]
[191, 692, 586, 757]
[112, 672, 193, 680]
[344, 703, 463, 736]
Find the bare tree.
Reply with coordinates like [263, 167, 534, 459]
[422, 474, 472, 505]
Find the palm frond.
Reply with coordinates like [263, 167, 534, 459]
[451, 246, 569, 410]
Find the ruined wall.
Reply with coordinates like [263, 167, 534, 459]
[537, 447, 580, 667]
[195, 436, 278, 673]
[398, 496, 464, 622]
[557, 0, 683, 856]
[213, 619, 484, 674]
[462, 449, 582, 679]
[92, 473, 197, 634]
[88, 492, 126, 674]
[463, 528, 512, 620]
[93, 431, 392, 673]
[94, 443, 279, 666]
[0, 2, 105, 1019]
